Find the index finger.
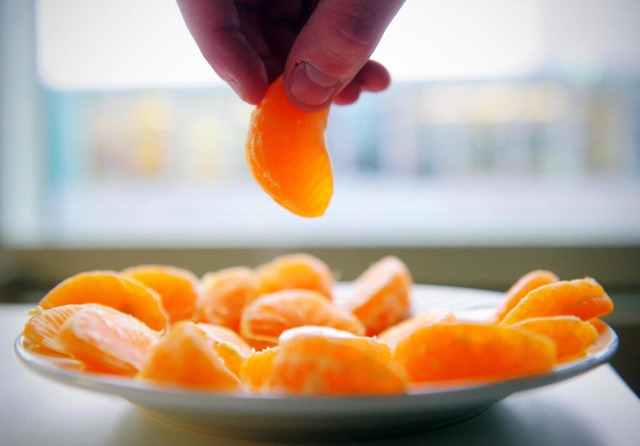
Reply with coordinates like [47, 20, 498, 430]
[176, 0, 268, 104]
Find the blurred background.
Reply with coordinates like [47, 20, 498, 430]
[1, 0, 638, 392]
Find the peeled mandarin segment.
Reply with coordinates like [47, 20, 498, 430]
[589, 318, 609, 335]
[510, 316, 599, 362]
[267, 334, 407, 396]
[195, 267, 257, 332]
[196, 323, 253, 357]
[138, 322, 242, 391]
[279, 325, 395, 363]
[495, 270, 559, 323]
[239, 347, 279, 391]
[240, 289, 366, 346]
[193, 323, 251, 377]
[23, 304, 87, 355]
[38, 271, 169, 332]
[255, 253, 334, 299]
[57, 305, 161, 376]
[500, 278, 614, 326]
[377, 311, 456, 349]
[394, 322, 557, 384]
[341, 256, 412, 336]
[245, 75, 333, 217]
[122, 264, 202, 324]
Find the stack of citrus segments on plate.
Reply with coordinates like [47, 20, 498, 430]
[21, 253, 614, 396]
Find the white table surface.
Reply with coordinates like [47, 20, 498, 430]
[2, 303, 639, 446]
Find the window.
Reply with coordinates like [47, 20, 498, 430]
[1, 0, 639, 247]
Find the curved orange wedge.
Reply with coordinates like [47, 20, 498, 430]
[245, 75, 333, 217]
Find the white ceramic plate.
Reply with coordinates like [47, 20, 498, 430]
[14, 284, 618, 442]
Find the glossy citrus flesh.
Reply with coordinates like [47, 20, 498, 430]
[510, 316, 599, 361]
[267, 331, 407, 396]
[195, 266, 258, 332]
[255, 253, 334, 299]
[500, 278, 614, 326]
[38, 271, 169, 332]
[245, 75, 333, 217]
[378, 311, 456, 349]
[57, 304, 161, 375]
[394, 322, 557, 384]
[239, 347, 279, 391]
[341, 256, 412, 336]
[138, 321, 243, 391]
[122, 264, 202, 324]
[23, 304, 86, 356]
[495, 269, 559, 323]
[22, 257, 615, 394]
[240, 289, 365, 346]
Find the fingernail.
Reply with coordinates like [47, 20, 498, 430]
[289, 62, 341, 108]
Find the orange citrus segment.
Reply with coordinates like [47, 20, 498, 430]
[255, 253, 334, 299]
[195, 266, 257, 332]
[267, 332, 407, 396]
[495, 269, 559, 323]
[122, 264, 202, 324]
[38, 271, 169, 332]
[195, 323, 253, 357]
[500, 278, 614, 326]
[341, 256, 412, 336]
[239, 347, 279, 391]
[23, 304, 86, 356]
[138, 321, 243, 391]
[394, 322, 557, 384]
[240, 289, 365, 346]
[57, 304, 161, 375]
[377, 311, 456, 349]
[245, 75, 333, 217]
[510, 316, 599, 362]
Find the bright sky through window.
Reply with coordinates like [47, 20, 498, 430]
[36, 0, 543, 90]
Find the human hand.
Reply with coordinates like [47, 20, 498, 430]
[176, 0, 404, 111]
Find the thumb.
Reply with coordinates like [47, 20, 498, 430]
[283, 0, 404, 111]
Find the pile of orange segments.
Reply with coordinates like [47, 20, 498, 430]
[22, 254, 614, 396]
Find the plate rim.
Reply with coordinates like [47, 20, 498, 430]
[13, 283, 619, 413]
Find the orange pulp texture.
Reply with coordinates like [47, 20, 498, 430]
[195, 266, 258, 332]
[377, 311, 456, 349]
[394, 322, 557, 384]
[23, 304, 86, 356]
[341, 256, 412, 336]
[245, 75, 333, 217]
[495, 269, 559, 323]
[239, 347, 280, 391]
[500, 278, 614, 326]
[138, 321, 243, 391]
[510, 316, 599, 361]
[267, 331, 407, 396]
[57, 304, 161, 375]
[240, 289, 365, 347]
[255, 253, 334, 299]
[38, 271, 169, 332]
[122, 264, 202, 324]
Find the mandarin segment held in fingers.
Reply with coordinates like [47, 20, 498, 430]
[245, 75, 333, 217]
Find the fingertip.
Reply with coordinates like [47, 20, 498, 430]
[358, 60, 391, 92]
[334, 81, 361, 105]
[284, 62, 342, 112]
